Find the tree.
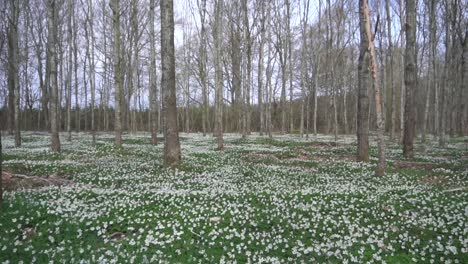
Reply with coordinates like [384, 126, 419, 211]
[7, 0, 21, 147]
[357, 0, 371, 162]
[111, 0, 123, 147]
[385, 0, 396, 140]
[360, 1, 386, 176]
[214, 0, 224, 150]
[161, 0, 181, 165]
[257, 1, 266, 136]
[299, 0, 310, 138]
[403, 0, 417, 159]
[422, 0, 437, 143]
[84, 0, 97, 145]
[47, 0, 61, 152]
[149, 0, 158, 144]
[197, 0, 209, 136]
[66, 0, 73, 141]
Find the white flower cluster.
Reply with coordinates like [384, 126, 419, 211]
[0, 132, 466, 263]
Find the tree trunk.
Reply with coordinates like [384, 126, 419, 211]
[89, 0, 96, 145]
[460, 32, 468, 136]
[362, 0, 386, 176]
[399, 0, 406, 143]
[111, 0, 123, 147]
[8, 0, 21, 146]
[161, 0, 181, 165]
[403, 0, 417, 159]
[385, 0, 396, 140]
[66, 0, 73, 141]
[357, 0, 371, 162]
[422, 0, 437, 143]
[73, 8, 80, 133]
[299, 0, 310, 138]
[47, 0, 61, 152]
[149, 0, 158, 144]
[286, 0, 294, 134]
[258, 3, 266, 136]
[214, 0, 224, 150]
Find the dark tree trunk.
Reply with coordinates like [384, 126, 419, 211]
[357, 0, 371, 162]
[403, 0, 417, 159]
[161, 0, 181, 166]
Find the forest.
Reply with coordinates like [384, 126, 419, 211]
[0, 0, 467, 263]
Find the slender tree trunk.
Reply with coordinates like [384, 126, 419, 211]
[258, 3, 266, 136]
[403, 0, 417, 159]
[385, 0, 396, 140]
[460, 32, 468, 136]
[48, 0, 61, 152]
[214, 0, 224, 150]
[362, 1, 386, 175]
[286, 0, 294, 134]
[73, 8, 79, 133]
[399, 0, 406, 143]
[111, 0, 123, 147]
[300, 0, 310, 138]
[8, 0, 21, 146]
[161, 0, 181, 165]
[313, 56, 320, 136]
[242, 0, 251, 135]
[66, 0, 73, 141]
[149, 0, 158, 144]
[357, 0, 371, 162]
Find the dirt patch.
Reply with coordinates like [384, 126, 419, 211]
[2, 171, 74, 191]
[306, 142, 338, 148]
[419, 175, 447, 185]
[392, 161, 438, 171]
[311, 154, 357, 162]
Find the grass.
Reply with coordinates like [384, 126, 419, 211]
[1, 132, 467, 263]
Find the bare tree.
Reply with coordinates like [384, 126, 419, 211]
[299, 0, 310, 138]
[362, 2, 386, 175]
[47, 0, 61, 152]
[422, 0, 437, 143]
[84, 0, 96, 145]
[403, 0, 417, 159]
[66, 0, 73, 141]
[197, 0, 209, 136]
[385, 0, 396, 140]
[7, 0, 21, 147]
[357, 0, 371, 162]
[161, 0, 181, 165]
[257, 1, 266, 136]
[111, 0, 122, 147]
[214, 0, 224, 150]
[149, 0, 158, 144]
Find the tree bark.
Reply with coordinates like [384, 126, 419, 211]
[111, 0, 123, 147]
[214, 0, 224, 150]
[385, 0, 396, 140]
[422, 0, 437, 143]
[363, 2, 386, 176]
[149, 0, 158, 144]
[66, 0, 73, 141]
[357, 0, 371, 162]
[399, 0, 406, 143]
[7, 0, 21, 146]
[47, 0, 61, 152]
[403, 0, 417, 159]
[161, 0, 181, 165]
[258, 2, 266, 136]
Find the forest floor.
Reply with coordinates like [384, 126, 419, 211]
[1, 132, 467, 263]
